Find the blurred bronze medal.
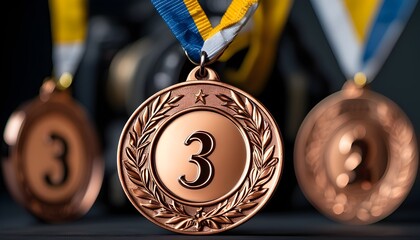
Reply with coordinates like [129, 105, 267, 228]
[294, 80, 418, 225]
[118, 66, 283, 234]
[2, 79, 104, 222]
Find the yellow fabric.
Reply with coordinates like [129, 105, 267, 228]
[220, 0, 293, 95]
[208, 0, 259, 38]
[49, 0, 87, 43]
[343, 0, 381, 43]
[183, 0, 212, 39]
[183, 0, 259, 40]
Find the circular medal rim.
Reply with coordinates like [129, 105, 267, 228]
[149, 106, 252, 206]
[294, 85, 418, 225]
[117, 78, 284, 234]
[2, 92, 104, 223]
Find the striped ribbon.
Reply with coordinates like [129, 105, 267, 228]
[150, 0, 259, 64]
[49, 0, 87, 85]
[311, 0, 417, 82]
[219, 0, 293, 95]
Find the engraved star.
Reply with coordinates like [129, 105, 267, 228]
[194, 89, 208, 104]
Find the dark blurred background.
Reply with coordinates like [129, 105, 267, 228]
[1, 0, 419, 225]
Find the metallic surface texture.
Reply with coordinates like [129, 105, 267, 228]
[294, 80, 418, 225]
[2, 80, 104, 223]
[117, 67, 284, 234]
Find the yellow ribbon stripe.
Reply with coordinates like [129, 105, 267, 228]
[183, 0, 259, 41]
[208, 0, 259, 39]
[183, 0, 213, 40]
[49, 0, 87, 43]
[343, 0, 381, 43]
[220, 0, 293, 95]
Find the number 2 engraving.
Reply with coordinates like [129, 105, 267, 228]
[44, 133, 69, 186]
[179, 131, 215, 189]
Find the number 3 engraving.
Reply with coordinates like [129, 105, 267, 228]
[45, 133, 69, 186]
[179, 131, 215, 189]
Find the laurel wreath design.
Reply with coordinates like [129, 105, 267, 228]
[123, 90, 278, 231]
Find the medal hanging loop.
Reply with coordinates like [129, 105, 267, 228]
[186, 51, 220, 81]
[353, 72, 367, 88]
[49, 0, 87, 90]
[151, 0, 259, 64]
[198, 51, 208, 79]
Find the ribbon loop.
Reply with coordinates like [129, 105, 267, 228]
[151, 0, 259, 63]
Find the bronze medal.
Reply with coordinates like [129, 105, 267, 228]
[294, 80, 418, 225]
[117, 66, 283, 234]
[2, 80, 104, 223]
